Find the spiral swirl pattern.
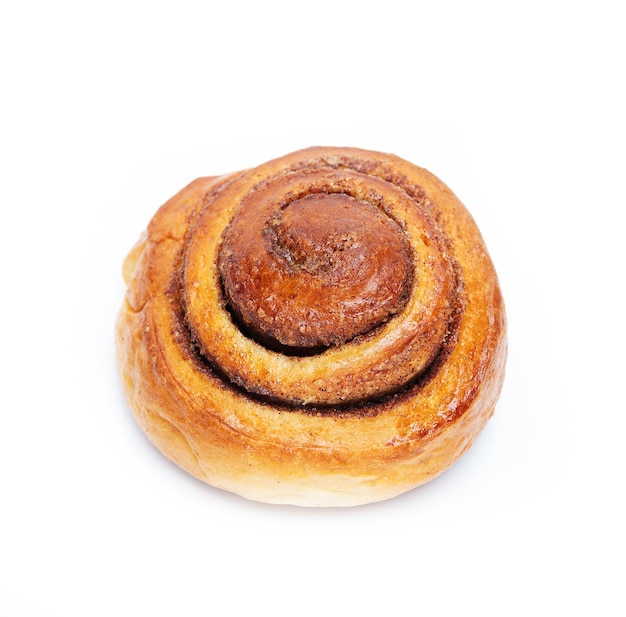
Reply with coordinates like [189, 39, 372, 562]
[116, 147, 507, 506]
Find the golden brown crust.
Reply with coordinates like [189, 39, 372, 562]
[116, 147, 507, 506]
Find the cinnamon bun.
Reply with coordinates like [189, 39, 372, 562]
[115, 147, 507, 506]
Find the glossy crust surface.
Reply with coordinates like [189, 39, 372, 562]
[116, 147, 507, 506]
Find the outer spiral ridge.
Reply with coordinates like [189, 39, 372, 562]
[116, 146, 507, 506]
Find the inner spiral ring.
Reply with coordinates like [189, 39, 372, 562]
[183, 166, 456, 406]
[219, 184, 414, 351]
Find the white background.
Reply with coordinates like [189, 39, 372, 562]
[1, 1, 624, 615]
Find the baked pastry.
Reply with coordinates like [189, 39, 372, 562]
[116, 146, 507, 506]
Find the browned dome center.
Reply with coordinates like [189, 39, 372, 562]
[219, 192, 413, 349]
